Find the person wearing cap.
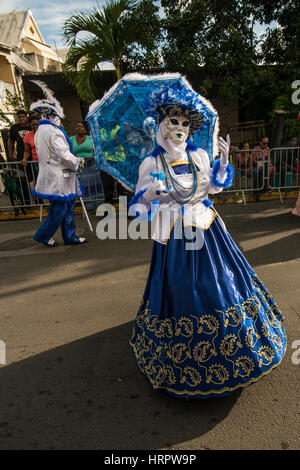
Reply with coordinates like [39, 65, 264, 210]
[29, 80, 87, 247]
[128, 76, 286, 399]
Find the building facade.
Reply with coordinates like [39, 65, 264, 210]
[0, 9, 62, 124]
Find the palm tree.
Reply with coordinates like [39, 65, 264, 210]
[63, 0, 141, 102]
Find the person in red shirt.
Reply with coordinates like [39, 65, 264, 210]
[22, 115, 39, 180]
[253, 135, 275, 189]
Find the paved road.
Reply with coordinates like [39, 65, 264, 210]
[0, 200, 299, 450]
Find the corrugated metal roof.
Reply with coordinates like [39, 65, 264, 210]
[0, 10, 27, 49]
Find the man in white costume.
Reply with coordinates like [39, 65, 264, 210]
[30, 80, 87, 247]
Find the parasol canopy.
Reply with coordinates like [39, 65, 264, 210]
[86, 73, 219, 192]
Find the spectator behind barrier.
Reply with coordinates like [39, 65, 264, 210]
[272, 136, 299, 187]
[7, 110, 31, 162]
[69, 121, 94, 161]
[234, 142, 252, 177]
[69, 120, 102, 209]
[7, 110, 32, 206]
[253, 136, 275, 190]
[22, 115, 40, 177]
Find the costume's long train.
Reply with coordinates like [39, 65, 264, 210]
[130, 214, 286, 398]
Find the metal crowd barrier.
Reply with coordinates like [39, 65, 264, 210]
[77, 156, 104, 209]
[0, 160, 40, 216]
[268, 147, 300, 203]
[221, 146, 300, 204]
[221, 148, 265, 204]
[0, 149, 299, 216]
[0, 157, 104, 216]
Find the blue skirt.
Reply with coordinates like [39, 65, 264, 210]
[130, 215, 287, 398]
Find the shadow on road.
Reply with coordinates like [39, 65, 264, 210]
[243, 232, 300, 266]
[221, 204, 300, 242]
[218, 204, 300, 266]
[0, 321, 241, 450]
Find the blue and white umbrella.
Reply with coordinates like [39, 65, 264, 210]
[86, 73, 219, 192]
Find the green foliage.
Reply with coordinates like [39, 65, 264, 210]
[258, 0, 300, 136]
[261, 0, 300, 70]
[159, 0, 300, 132]
[269, 85, 300, 142]
[121, 0, 162, 72]
[62, 0, 161, 102]
[62, 0, 300, 131]
[161, 0, 264, 102]
[282, 119, 300, 143]
[0, 89, 30, 127]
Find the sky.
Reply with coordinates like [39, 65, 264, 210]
[0, 0, 103, 49]
[0, 0, 275, 51]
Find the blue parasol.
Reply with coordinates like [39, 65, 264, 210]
[86, 73, 219, 192]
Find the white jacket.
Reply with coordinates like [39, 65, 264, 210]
[34, 123, 82, 200]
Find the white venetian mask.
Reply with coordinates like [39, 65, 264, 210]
[163, 115, 190, 144]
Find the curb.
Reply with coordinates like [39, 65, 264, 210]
[0, 191, 298, 221]
[214, 190, 299, 205]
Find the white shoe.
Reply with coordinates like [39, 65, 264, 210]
[74, 237, 87, 244]
[43, 238, 57, 247]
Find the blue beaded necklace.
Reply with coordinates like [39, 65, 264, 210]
[159, 149, 200, 205]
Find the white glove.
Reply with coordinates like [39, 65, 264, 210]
[218, 134, 230, 169]
[78, 157, 85, 169]
[143, 179, 166, 202]
[75, 157, 85, 173]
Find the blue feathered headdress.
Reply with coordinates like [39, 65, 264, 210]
[145, 81, 207, 135]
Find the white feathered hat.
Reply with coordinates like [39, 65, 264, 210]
[30, 80, 65, 118]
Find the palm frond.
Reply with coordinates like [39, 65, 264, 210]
[64, 54, 105, 103]
[63, 0, 138, 45]
[64, 37, 111, 69]
[62, 0, 143, 99]
[63, 13, 104, 46]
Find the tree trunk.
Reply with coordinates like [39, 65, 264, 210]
[115, 64, 122, 80]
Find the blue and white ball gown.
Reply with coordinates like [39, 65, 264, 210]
[129, 133, 286, 399]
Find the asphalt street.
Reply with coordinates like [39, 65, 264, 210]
[0, 199, 299, 450]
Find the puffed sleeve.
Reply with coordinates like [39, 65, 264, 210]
[135, 156, 157, 195]
[128, 156, 159, 218]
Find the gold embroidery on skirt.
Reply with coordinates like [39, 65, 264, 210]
[130, 275, 286, 396]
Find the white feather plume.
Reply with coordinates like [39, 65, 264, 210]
[30, 80, 65, 118]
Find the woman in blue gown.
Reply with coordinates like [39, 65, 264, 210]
[129, 80, 286, 398]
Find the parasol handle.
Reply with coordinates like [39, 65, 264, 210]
[80, 197, 93, 232]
